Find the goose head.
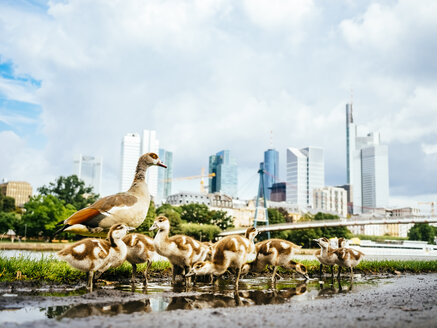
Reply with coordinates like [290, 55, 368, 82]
[186, 261, 213, 277]
[149, 215, 170, 232]
[287, 260, 310, 280]
[313, 237, 330, 248]
[245, 227, 258, 241]
[139, 152, 167, 168]
[337, 237, 347, 248]
[107, 224, 133, 245]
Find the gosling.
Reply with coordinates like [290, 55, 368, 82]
[57, 223, 131, 292]
[242, 239, 309, 283]
[313, 237, 340, 281]
[149, 216, 206, 285]
[187, 227, 258, 290]
[122, 233, 155, 285]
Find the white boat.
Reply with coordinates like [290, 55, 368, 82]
[349, 239, 437, 256]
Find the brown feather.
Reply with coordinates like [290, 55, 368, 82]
[65, 208, 102, 225]
[89, 193, 137, 212]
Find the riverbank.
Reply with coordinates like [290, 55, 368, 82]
[0, 242, 66, 251]
[2, 273, 436, 327]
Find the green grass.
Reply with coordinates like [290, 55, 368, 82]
[292, 259, 437, 275]
[1, 255, 436, 284]
[0, 255, 171, 284]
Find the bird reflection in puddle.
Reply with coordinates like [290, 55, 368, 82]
[53, 283, 308, 319]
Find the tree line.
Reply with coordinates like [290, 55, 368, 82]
[1, 175, 435, 245]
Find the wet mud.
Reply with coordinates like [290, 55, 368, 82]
[1, 274, 436, 327]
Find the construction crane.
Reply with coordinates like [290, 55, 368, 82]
[163, 168, 215, 194]
[418, 201, 435, 216]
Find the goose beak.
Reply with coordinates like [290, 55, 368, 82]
[149, 222, 158, 231]
[157, 161, 167, 168]
[185, 271, 195, 277]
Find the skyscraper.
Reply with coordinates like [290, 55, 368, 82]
[208, 150, 238, 197]
[120, 130, 162, 198]
[263, 149, 279, 200]
[346, 103, 389, 213]
[157, 148, 173, 203]
[141, 130, 159, 198]
[74, 155, 103, 194]
[286, 147, 324, 208]
[120, 133, 141, 191]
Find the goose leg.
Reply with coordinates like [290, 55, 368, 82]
[144, 260, 151, 285]
[131, 263, 137, 283]
[271, 266, 278, 285]
[234, 267, 242, 291]
[330, 265, 334, 282]
[319, 264, 323, 279]
[88, 271, 94, 293]
[171, 265, 176, 285]
[337, 266, 342, 281]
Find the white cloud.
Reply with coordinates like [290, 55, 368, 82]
[421, 143, 437, 156]
[0, 0, 436, 203]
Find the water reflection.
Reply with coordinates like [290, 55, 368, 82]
[56, 300, 151, 319]
[1, 276, 377, 324]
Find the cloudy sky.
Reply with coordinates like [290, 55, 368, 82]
[1, 0, 436, 210]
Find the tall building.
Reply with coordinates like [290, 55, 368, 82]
[0, 181, 32, 207]
[73, 155, 102, 194]
[157, 148, 173, 203]
[208, 150, 238, 197]
[120, 133, 141, 191]
[263, 149, 279, 200]
[313, 186, 348, 217]
[141, 130, 160, 198]
[286, 147, 324, 208]
[346, 103, 389, 213]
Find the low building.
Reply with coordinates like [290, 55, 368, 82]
[313, 186, 348, 218]
[270, 182, 286, 202]
[0, 181, 32, 207]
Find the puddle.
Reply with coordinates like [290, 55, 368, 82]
[0, 276, 382, 324]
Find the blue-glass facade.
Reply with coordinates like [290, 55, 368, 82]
[263, 149, 279, 200]
[208, 150, 238, 197]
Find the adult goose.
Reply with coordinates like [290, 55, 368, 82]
[56, 153, 166, 236]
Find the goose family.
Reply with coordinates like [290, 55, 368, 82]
[242, 239, 309, 283]
[149, 215, 208, 285]
[56, 153, 166, 237]
[186, 227, 258, 290]
[122, 233, 155, 284]
[57, 223, 131, 292]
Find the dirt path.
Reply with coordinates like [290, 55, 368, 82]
[3, 274, 437, 328]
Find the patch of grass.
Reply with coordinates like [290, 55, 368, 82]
[1, 255, 437, 284]
[290, 259, 437, 275]
[0, 255, 171, 283]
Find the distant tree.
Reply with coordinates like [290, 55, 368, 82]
[209, 210, 234, 230]
[0, 212, 21, 234]
[180, 223, 221, 241]
[285, 212, 352, 247]
[408, 223, 436, 244]
[277, 207, 293, 222]
[21, 195, 76, 239]
[180, 204, 211, 224]
[38, 175, 99, 210]
[0, 195, 16, 212]
[313, 212, 339, 221]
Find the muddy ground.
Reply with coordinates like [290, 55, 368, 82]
[1, 273, 437, 328]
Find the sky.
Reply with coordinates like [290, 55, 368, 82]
[0, 0, 436, 211]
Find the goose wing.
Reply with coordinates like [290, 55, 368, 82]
[58, 193, 138, 231]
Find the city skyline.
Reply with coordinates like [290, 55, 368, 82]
[1, 1, 436, 210]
